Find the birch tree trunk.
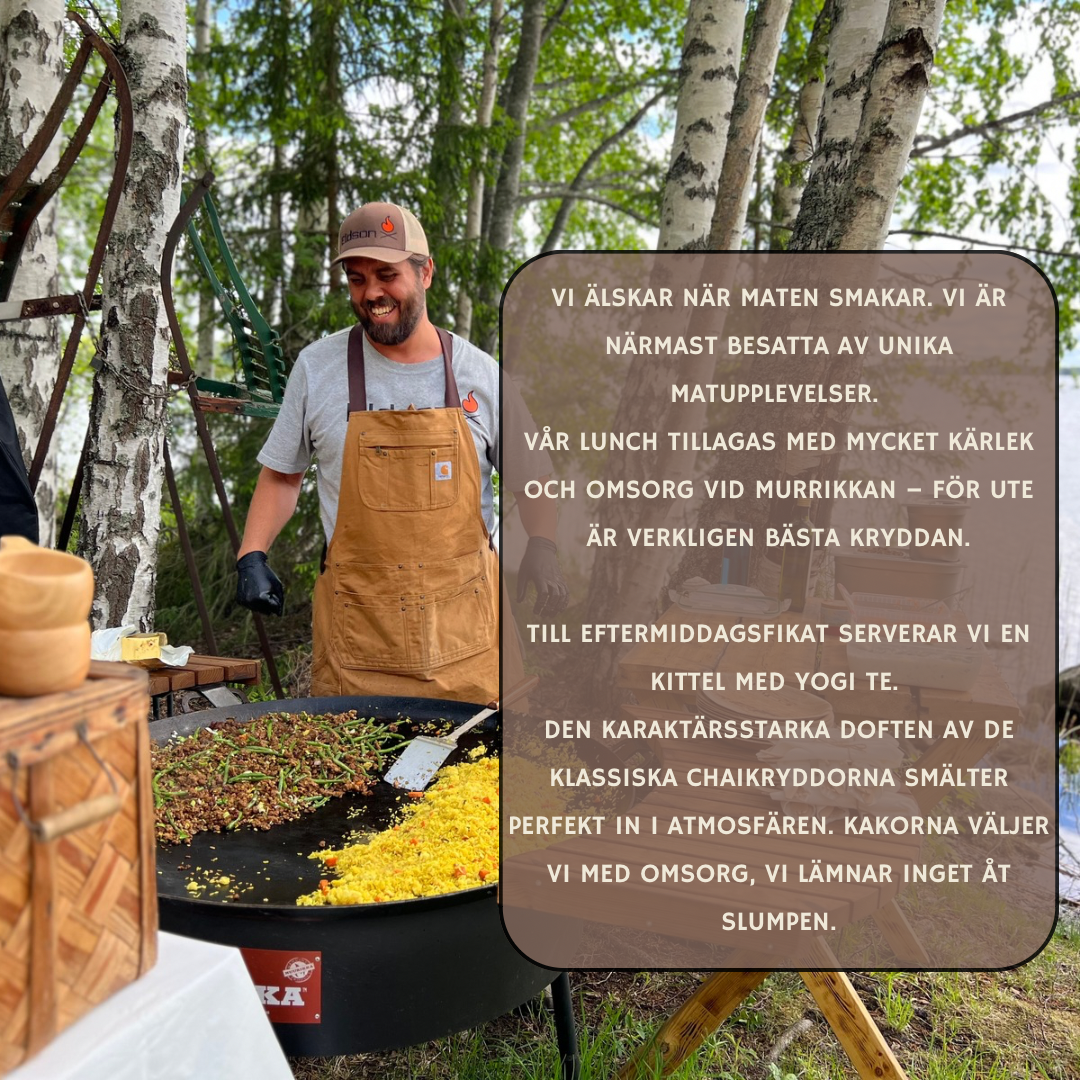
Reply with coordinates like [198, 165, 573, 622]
[78, 0, 186, 629]
[577, 1, 748, 701]
[672, 0, 946, 591]
[787, 0, 886, 251]
[657, 0, 746, 250]
[454, 0, 503, 338]
[707, 0, 794, 249]
[823, 0, 945, 249]
[0, 0, 65, 544]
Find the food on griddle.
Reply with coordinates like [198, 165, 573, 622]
[298, 755, 499, 905]
[152, 711, 407, 845]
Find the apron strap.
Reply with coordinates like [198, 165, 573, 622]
[347, 324, 460, 413]
[435, 327, 460, 408]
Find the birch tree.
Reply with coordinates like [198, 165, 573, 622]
[78, 0, 186, 628]
[658, 0, 746, 250]
[671, 0, 948, 593]
[786, 0, 887, 250]
[707, 0, 793, 248]
[0, 0, 65, 543]
[820, 0, 946, 250]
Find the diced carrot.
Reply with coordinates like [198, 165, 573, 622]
[324, 855, 338, 867]
[478, 869, 488, 880]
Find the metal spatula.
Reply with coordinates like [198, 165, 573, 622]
[383, 703, 496, 791]
[382, 675, 539, 791]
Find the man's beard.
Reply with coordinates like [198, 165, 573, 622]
[352, 281, 425, 346]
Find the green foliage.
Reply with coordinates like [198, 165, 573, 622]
[898, 0, 1080, 348]
[147, 0, 1080, 650]
[156, 409, 322, 656]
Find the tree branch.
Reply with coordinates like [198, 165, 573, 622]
[541, 0, 571, 47]
[911, 91, 1080, 156]
[517, 191, 658, 227]
[888, 228, 1080, 260]
[540, 87, 667, 251]
[532, 73, 672, 131]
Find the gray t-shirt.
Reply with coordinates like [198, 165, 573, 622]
[258, 328, 548, 541]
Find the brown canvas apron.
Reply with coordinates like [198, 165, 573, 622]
[311, 325, 499, 702]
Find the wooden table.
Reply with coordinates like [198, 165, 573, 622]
[146, 654, 261, 717]
[504, 600, 1025, 1079]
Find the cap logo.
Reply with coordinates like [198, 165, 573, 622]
[381, 216, 395, 234]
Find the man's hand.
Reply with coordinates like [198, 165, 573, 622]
[516, 536, 569, 616]
[236, 551, 285, 616]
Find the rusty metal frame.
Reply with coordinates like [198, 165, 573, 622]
[0, 11, 133, 494]
[160, 173, 284, 697]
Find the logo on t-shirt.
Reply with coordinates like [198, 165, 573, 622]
[462, 390, 480, 421]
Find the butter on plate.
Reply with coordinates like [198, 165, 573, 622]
[121, 631, 168, 666]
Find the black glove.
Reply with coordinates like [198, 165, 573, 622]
[516, 536, 569, 616]
[235, 551, 285, 616]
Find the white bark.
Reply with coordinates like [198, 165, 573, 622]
[0, 0, 65, 543]
[658, 0, 746, 250]
[825, 0, 945, 249]
[787, 0, 886, 250]
[78, 0, 186, 629]
[708, 0, 794, 250]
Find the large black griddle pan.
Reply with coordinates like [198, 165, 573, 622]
[148, 695, 572, 1056]
[151, 695, 493, 910]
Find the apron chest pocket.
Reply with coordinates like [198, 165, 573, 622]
[355, 439, 460, 512]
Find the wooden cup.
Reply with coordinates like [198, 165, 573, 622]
[0, 536, 94, 696]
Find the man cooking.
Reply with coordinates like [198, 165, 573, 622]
[235, 201, 565, 702]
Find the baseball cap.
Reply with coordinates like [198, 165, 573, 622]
[332, 202, 429, 265]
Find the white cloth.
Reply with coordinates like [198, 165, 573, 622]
[9, 933, 293, 1080]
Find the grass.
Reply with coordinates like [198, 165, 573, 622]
[288, 911, 1080, 1080]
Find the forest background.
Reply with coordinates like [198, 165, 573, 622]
[1, 0, 1076, 672]
[1, 2, 1078, 1076]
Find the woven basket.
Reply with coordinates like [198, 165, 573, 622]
[0, 661, 156, 1073]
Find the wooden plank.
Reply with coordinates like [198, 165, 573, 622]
[503, 854, 844, 951]
[27, 757, 56, 1056]
[181, 658, 226, 685]
[800, 947, 909, 1080]
[616, 970, 769, 1079]
[189, 655, 261, 683]
[135, 688, 158, 977]
[509, 832, 889, 927]
[146, 667, 197, 696]
[871, 899, 930, 966]
[616, 603, 820, 705]
[640, 792, 922, 861]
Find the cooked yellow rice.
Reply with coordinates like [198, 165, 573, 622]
[297, 756, 499, 905]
